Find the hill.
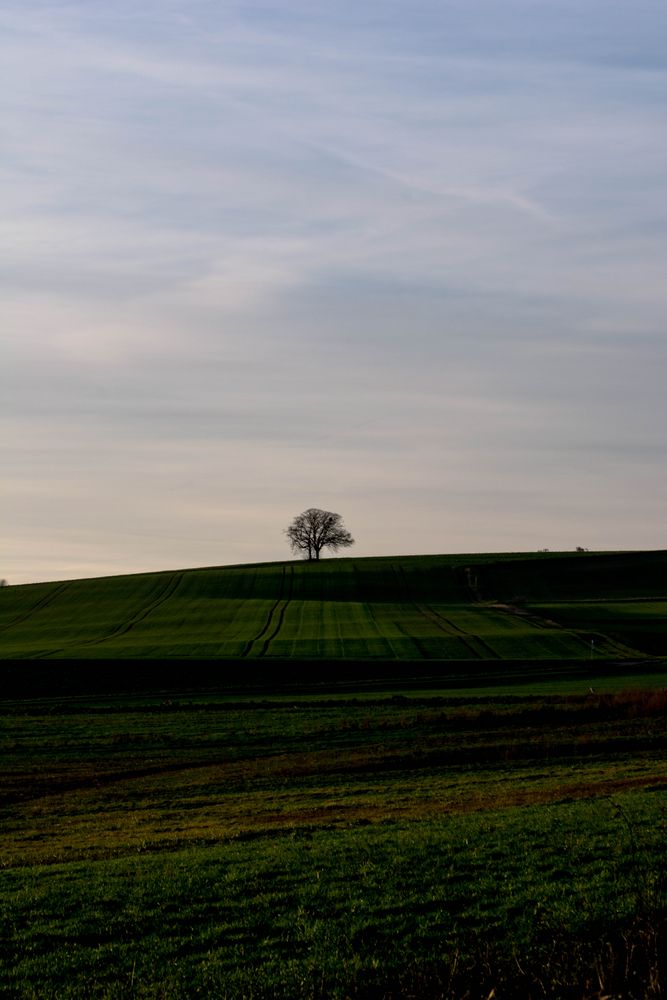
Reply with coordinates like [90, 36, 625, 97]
[2, 554, 666, 998]
[1, 551, 665, 675]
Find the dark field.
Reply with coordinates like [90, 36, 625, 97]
[1, 686, 666, 999]
[1, 550, 666, 662]
[1, 551, 665, 997]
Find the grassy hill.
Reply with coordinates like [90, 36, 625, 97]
[1, 550, 665, 668]
[2, 551, 665, 998]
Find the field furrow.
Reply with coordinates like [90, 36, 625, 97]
[241, 568, 287, 656]
[77, 572, 185, 646]
[1, 551, 665, 661]
[0, 581, 71, 633]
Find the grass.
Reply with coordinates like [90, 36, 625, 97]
[1, 550, 665, 662]
[2, 797, 664, 999]
[531, 600, 667, 658]
[1, 685, 665, 998]
[1, 550, 665, 996]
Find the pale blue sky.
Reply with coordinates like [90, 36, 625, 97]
[2, 0, 666, 583]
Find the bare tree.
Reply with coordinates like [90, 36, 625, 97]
[285, 508, 355, 561]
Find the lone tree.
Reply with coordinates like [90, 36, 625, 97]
[285, 508, 355, 561]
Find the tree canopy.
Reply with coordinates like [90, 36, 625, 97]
[285, 508, 355, 561]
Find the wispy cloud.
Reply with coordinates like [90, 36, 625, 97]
[2, 0, 666, 582]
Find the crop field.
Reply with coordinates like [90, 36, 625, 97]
[1, 551, 665, 997]
[1, 684, 666, 999]
[1, 550, 665, 663]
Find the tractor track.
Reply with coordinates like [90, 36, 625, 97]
[242, 567, 293, 657]
[396, 566, 497, 659]
[423, 604, 501, 659]
[0, 582, 71, 633]
[491, 604, 643, 659]
[38, 572, 185, 657]
[490, 603, 556, 631]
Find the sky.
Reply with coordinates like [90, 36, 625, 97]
[2, 0, 666, 584]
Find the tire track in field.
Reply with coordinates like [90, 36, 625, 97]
[393, 619, 430, 659]
[0, 582, 71, 633]
[489, 603, 593, 659]
[89, 572, 185, 643]
[490, 604, 642, 658]
[241, 567, 288, 657]
[396, 566, 493, 659]
[424, 605, 501, 659]
[41, 573, 185, 656]
[490, 603, 556, 631]
[391, 565, 431, 657]
[257, 566, 294, 657]
[418, 604, 497, 659]
[364, 600, 399, 658]
[352, 565, 396, 657]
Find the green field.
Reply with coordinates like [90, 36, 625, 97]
[1, 687, 665, 999]
[1, 551, 665, 997]
[1, 550, 666, 666]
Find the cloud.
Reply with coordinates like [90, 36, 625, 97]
[2, 0, 666, 582]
